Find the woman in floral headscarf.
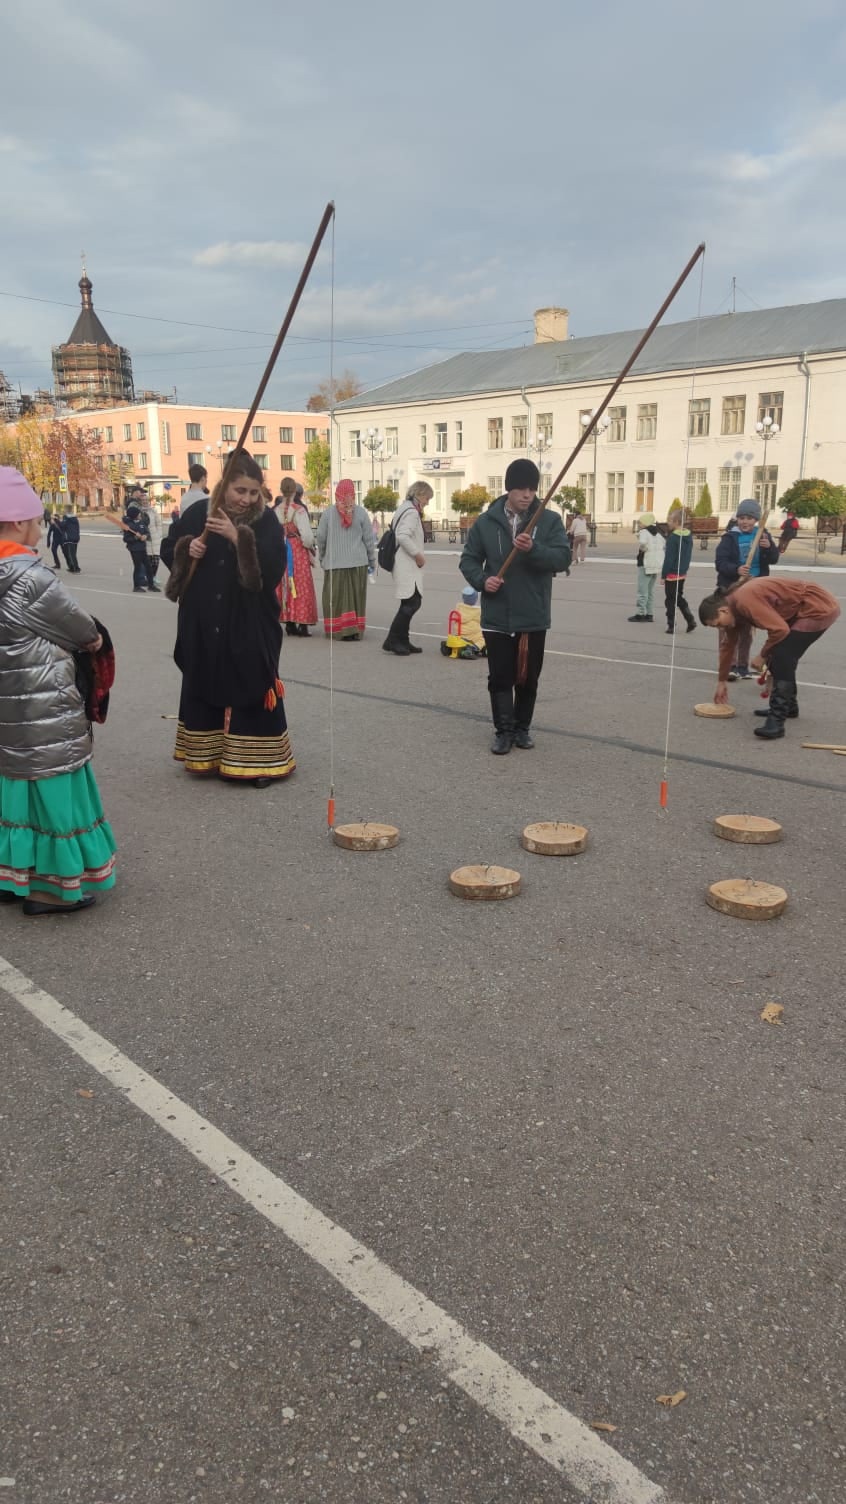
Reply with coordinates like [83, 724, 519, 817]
[315, 479, 376, 640]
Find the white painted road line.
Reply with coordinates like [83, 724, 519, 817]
[0, 954, 670, 1504]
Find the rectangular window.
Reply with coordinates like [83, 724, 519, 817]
[606, 472, 624, 511]
[304, 427, 317, 444]
[105, 426, 113, 443]
[719, 465, 742, 512]
[419, 424, 427, 454]
[454, 420, 463, 451]
[635, 470, 654, 510]
[280, 454, 295, 470]
[123, 423, 132, 441]
[222, 424, 237, 442]
[137, 452, 148, 470]
[636, 403, 657, 440]
[688, 398, 711, 437]
[187, 451, 203, 467]
[349, 429, 362, 459]
[435, 422, 448, 453]
[578, 407, 593, 437]
[757, 391, 783, 426]
[488, 417, 503, 449]
[254, 453, 268, 470]
[537, 412, 553, 443]
[385, 427, 398, 456]
[354, 480, 362, 504]
[252, 425, 266, 443]
[512, 415, 528, 448]
[753, 465, 779, 506]
[136, 422, 146, 440]
[487, 476, 503, 496]
[608, 406, 626, 442]
[577, 471, 595, 512]
[721, 395, 746, 435]
[161, 420, 170, 456]
[186, 423, 202, 441]
[279, 426, 293, 443]
[685, 467, 707, 508]
[124, 453, 134, 468]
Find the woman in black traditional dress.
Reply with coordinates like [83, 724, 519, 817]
[162, 453, 295, 787]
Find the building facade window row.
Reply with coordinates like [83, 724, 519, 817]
[570, 464, 780, 515]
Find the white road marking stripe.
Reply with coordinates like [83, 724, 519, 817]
[380, 630, 846, 694]
[0, 956, 669, 1504]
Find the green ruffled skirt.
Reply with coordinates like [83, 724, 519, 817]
[0, 763, 117, 902]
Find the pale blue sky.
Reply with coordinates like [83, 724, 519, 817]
[2, 0, 845, 408]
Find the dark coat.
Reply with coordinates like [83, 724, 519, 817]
[715, 527, 779, 591]
[165, 499, 284, 708]
[459, 497, 571, 633]
[662, 528, 693, 579]
[46, 517, 66, 547]
[62, 515, 80, 543]
[122, 508, 150, 554]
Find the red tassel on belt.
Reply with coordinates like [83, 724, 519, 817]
[516, 633, 529, 686]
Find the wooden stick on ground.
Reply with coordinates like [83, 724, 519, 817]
[800, 742, 846, 752]
[496, 241, 706, 580]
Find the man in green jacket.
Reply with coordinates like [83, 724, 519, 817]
[460, 459, 571, 753]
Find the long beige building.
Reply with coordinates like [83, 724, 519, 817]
[335, 300, 846, 523]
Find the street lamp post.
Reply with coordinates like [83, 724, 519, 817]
[754, 415, 780, 506]
[580, 410, 611, 546]
[362, 428, 384, 490]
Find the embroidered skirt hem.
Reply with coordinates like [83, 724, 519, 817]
[0, 763, 117, 900]
[174, 691, 295, 781]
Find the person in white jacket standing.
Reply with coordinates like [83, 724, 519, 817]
[628, 512, 665, 623]
[382, 481, 433, 656]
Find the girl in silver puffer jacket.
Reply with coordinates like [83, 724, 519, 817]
[0, 468, 116, 916]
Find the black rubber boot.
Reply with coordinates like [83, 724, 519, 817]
[753, 680, 792, 740]
[490, 690, 514, 754]
[755, 701, 798, 719]
[681, 602, 696, 633]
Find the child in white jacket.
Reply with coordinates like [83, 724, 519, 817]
[629, 513, 664, 622]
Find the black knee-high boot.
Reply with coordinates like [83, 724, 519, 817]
[513, 686, 537, 749]
[753, 680, 792, 739]
[490, 690, 514, 755]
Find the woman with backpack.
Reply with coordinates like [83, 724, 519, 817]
[382, 481, 433, 656]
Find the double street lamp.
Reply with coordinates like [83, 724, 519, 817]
[362, 427, 384, 487]
[580, 410, 611, 545]
[754, 415, 780, 504]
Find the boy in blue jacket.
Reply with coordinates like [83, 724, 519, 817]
[661, 511, 696, 634]
[714, 498, 779, 679]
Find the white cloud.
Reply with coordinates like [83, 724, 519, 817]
[193, 241, 308, 269]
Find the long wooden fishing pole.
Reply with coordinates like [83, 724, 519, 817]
[182, 200, 335, 591]
[496, 241, 706, 579]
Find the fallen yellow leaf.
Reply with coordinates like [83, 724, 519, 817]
[656, 1390, 687, 1408]
[77, 1088, 95, 1099]
[760, 1003, 784, 1025]
[590, 1421, 618, 1433]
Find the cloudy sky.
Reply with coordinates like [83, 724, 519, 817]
[2, 0, 845, 411]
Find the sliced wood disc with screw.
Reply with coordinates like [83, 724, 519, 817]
[694, 702, 736, 718]
[714, 814, 783, 845]
[448, 864, 521, 900]
[521, 822, 588, 856]
[706, 878, 787, 920]
[332, 822, 399, 852]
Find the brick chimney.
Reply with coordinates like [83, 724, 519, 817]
[533, 307, 569, 343]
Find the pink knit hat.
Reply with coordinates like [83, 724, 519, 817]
[0, 468, 44, 521]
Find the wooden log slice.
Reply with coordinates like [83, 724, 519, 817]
[706, 878, 787, 920]
[713, 814, 783, 845]
[448, 864, 521, 900]
[521, 822, 588, 856]
[694, 703, 736, 718]
[332, 822, 399, 851]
